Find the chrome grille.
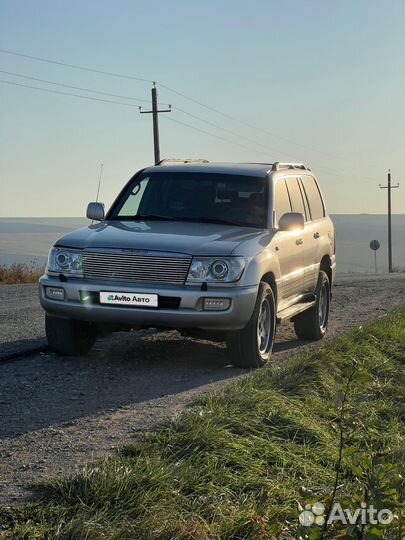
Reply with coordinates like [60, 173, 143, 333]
[82, 250, 192, 284]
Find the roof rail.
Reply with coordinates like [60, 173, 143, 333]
[271, 162, 310, 171]
[157, 158, 209, 165]
[241, 162, 274, 166]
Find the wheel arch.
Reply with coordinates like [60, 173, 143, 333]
[320, 255, 333, 289]
[260, 272, 278, 307]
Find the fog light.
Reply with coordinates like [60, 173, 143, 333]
[45, 286, 65, 300]
[203, 298, 231, 311]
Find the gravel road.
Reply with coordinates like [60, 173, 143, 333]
[0, 283, 46, 359]
[0, 275, 404, 504]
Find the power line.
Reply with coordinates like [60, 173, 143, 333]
[171, 106, 373, 181]
[0, 78, 379, 180]
[163, 115, 363, 179]
[0, 78, 265, 155]
[0, 48, 153, 83]
[0, 79, 144, 108]
[173, 105, 282, 155]
[0, 46, 285, 152]
[159, 82, 348, 162]
[0, 66, 282, 155]
[162, 115, 269, 156]
[0, 48, 380, 181]
[0, 68, 361, 176]
[161, 87, 380, 181]
[0, 48, 366, 166]
[159, 104, 376, 182]
[0, 70, 169, 105]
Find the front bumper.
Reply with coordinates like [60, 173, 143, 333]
[39, 275, 258, 331]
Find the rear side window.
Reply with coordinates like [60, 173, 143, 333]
[285, 177, 306, 218]
[274, 179, 291, 224]
[301, 176, 325, 220]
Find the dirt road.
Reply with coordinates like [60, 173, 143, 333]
[0, 275, 404, 504]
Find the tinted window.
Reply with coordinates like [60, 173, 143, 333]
[286, 177, 306, 217]
[274, 179, 291, 225]
[302, 176, 325, 220]
[111, 172, 268, 228]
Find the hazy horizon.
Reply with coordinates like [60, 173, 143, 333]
[1, 215, 404, 274]
[1, 213, 404, 219]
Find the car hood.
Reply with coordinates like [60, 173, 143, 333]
[55, 220, 268, 256]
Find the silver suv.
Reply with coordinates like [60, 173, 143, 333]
[40, 160, 336, 367]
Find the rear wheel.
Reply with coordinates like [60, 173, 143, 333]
[293, 270, 330, 340]
[226, 282, 276, 368]
[45, 314, 97, 356]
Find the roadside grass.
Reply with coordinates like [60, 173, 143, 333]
[1, 310, 404, 539]
[0, 263, 44, 284]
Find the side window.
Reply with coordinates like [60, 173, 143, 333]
[274, 179, 291, 225]
[285, 177, 306, 218]
[301, 176, 325, 220]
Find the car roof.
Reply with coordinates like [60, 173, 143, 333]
[143, 162, 274, 178]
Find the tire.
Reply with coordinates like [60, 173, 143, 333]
[45, 314, 97, 356]
[226, 281, 276, 368]
[293, 270, 330, 341]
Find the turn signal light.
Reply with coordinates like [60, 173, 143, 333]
[203, 298, 231, 311]
[45, 286, 65, 300]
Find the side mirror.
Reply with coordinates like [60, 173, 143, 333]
[86, 202, 105, 221]
[278, 212, 304, 232]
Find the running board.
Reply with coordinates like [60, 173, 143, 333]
[277, 299, 316, 323]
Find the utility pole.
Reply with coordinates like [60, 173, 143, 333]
[379, 170, 399, 273]
[139, 83, 171, 165]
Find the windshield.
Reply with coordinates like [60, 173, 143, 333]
[109, 172, 268, 228]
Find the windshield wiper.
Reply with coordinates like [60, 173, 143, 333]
[115, 214, 260, 227]
[182, 216, 258, 227]
[122, 214, 178, 221]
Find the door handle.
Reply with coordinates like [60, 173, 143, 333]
[313, 232, 320, 239]
[296, 238, 303, 245]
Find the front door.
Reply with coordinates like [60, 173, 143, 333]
[272, 177, 305, 309]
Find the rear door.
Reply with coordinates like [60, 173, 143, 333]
[284, 176, 315, 296]
[299, 175, 327, 292]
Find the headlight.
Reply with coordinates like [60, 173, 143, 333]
[187, 257, 245, 283]
[47, 247, 83, 276]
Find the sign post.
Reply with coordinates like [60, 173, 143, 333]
[369, 240, 380, 273]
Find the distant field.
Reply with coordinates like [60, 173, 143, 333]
[0, 217, 87, 267]
[0, 215, 404, 273]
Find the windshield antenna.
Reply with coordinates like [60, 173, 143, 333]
[96, 163, 103, 203]
[91, 163, 103, 225]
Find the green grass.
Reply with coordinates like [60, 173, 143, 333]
[1, 310, 405, 539]
[0, 263, 44, 284]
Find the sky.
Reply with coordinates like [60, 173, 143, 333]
[0, 0, 404, 217]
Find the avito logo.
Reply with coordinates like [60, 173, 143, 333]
[108, 294, 131, 302]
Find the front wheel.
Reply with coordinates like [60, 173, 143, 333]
[226, 282, 276, 368]
[45, 314, 97, 356]
[293, 270, 330, 340]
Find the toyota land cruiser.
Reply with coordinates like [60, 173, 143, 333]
[40, 160, 336, 368]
